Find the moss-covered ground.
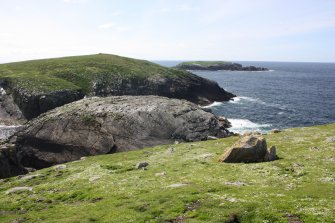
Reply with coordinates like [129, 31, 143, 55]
[0, 54, 188, 94]
[0, 123, 334, 222]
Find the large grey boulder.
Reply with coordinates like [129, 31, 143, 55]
[219, 135, 278, 163]
[15, 96, 231, 169]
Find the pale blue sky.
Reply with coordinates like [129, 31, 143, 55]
[1, 0, 335, 62]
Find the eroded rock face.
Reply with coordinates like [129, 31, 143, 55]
[219, 135, 278, 163]
[15, 96, 231, 169]
[0, 142, 27, 178]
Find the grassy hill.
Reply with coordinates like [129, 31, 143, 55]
[0, 123, 334, 222]
[0, 54, 187, 94]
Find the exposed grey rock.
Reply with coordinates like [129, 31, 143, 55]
[167, 183, 187, 188]
[16, 96, 231, 168]
[5, 186, 32, 194]
[89, 176, 101, 182]
[271, 129, 281, 133]
[53, 164, 66, 171]
[219, 135, 278, 163]
[15, 96, 231, 169]
[19, 174, 40, 180]
[225, 181, 247, 186]
[136, 161, 149, 169]
[155, 172, 167, 176]
[207, 136, 218, 140]
[325, 136, 335, 143]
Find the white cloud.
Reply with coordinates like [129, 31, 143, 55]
[98, 23, 114, 29]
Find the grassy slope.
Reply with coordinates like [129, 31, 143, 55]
[0, 123, 334, 223]
[0, 54, 188, 94]
[177, 61, 233, 66]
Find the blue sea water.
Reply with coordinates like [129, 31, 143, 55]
[155, 61, 335, 133]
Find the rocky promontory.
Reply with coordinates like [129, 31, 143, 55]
[14, 96, 231, 170]
[174, 61, 268, 71]
[0, 54, 235, 120]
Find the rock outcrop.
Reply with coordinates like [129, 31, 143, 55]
[0, 141, 27, 178]
[0, 54, 235, 120]
[219, 135, 278, 163]
[175, 61, 268, 71]
[15, 96, 231, 169]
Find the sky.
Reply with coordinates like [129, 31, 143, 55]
[1, 0, 335, 63]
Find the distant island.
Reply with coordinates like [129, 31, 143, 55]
[174, 61, 269, 71]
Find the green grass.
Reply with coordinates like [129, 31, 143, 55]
[0, 123, 334, 222]
[177, 61, 233, 67]
[0, 54, 189, 94]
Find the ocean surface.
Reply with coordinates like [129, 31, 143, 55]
[155, 61, 335, 133]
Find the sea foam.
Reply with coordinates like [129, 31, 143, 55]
[228, 118, 271, 134]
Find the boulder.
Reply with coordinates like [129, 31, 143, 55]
[219, 135, 278, 163]
[15, 96, 231, 169]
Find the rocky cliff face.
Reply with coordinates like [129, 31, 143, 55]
[0, 141, 27, 178]
[92, 73, 235, 106]
[15, 96, 231, 169]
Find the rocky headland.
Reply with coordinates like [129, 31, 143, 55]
[13, 95, 231, 170]
[174, 61, 269, 71]
[0, 54, 235, 120]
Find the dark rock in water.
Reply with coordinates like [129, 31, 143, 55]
[174, 61, 269, 71]
[15, 96, 231, 169]
[219, 135, 278, 163]
[0, 143, 27, 179]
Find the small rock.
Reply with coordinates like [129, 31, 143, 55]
[80, 157, 86, 160]
[5, 187, 33, 194]
[309, 146, 321, 151]
[136, 161, 149, 169]
[264, 146, 278, 161]
[89, 176, 101, 182]
[201, 153, 214, 159]
[24, 167, 36, 173]
[167, 183, 187, 188]
[271, 129, 281, 133]
[166, 147, 174, 154]
[19, 174, 40, 180]
[207, 136, 218, 140]
[325, 137, 335, 143]
[174, 141, 180, 145]
[54, 164, 66, 171]
[155, 172, 167, 176]
[226, 197, 237, 202]
[225, 181, 246, 186]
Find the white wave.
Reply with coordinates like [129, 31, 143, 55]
[202, 101, 223, 108]
[228, 118, 271, 134]
[229, 96, 266, 104]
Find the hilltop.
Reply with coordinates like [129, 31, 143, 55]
[0, 54, 234, 119]
[175, 61, 268, 71]
[0, 123, 334, 222]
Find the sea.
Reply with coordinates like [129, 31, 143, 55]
[155, 61, 335, 134]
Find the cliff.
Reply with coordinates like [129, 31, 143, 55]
[0, 54, 235, 119]
[174, 61, 268, 71]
